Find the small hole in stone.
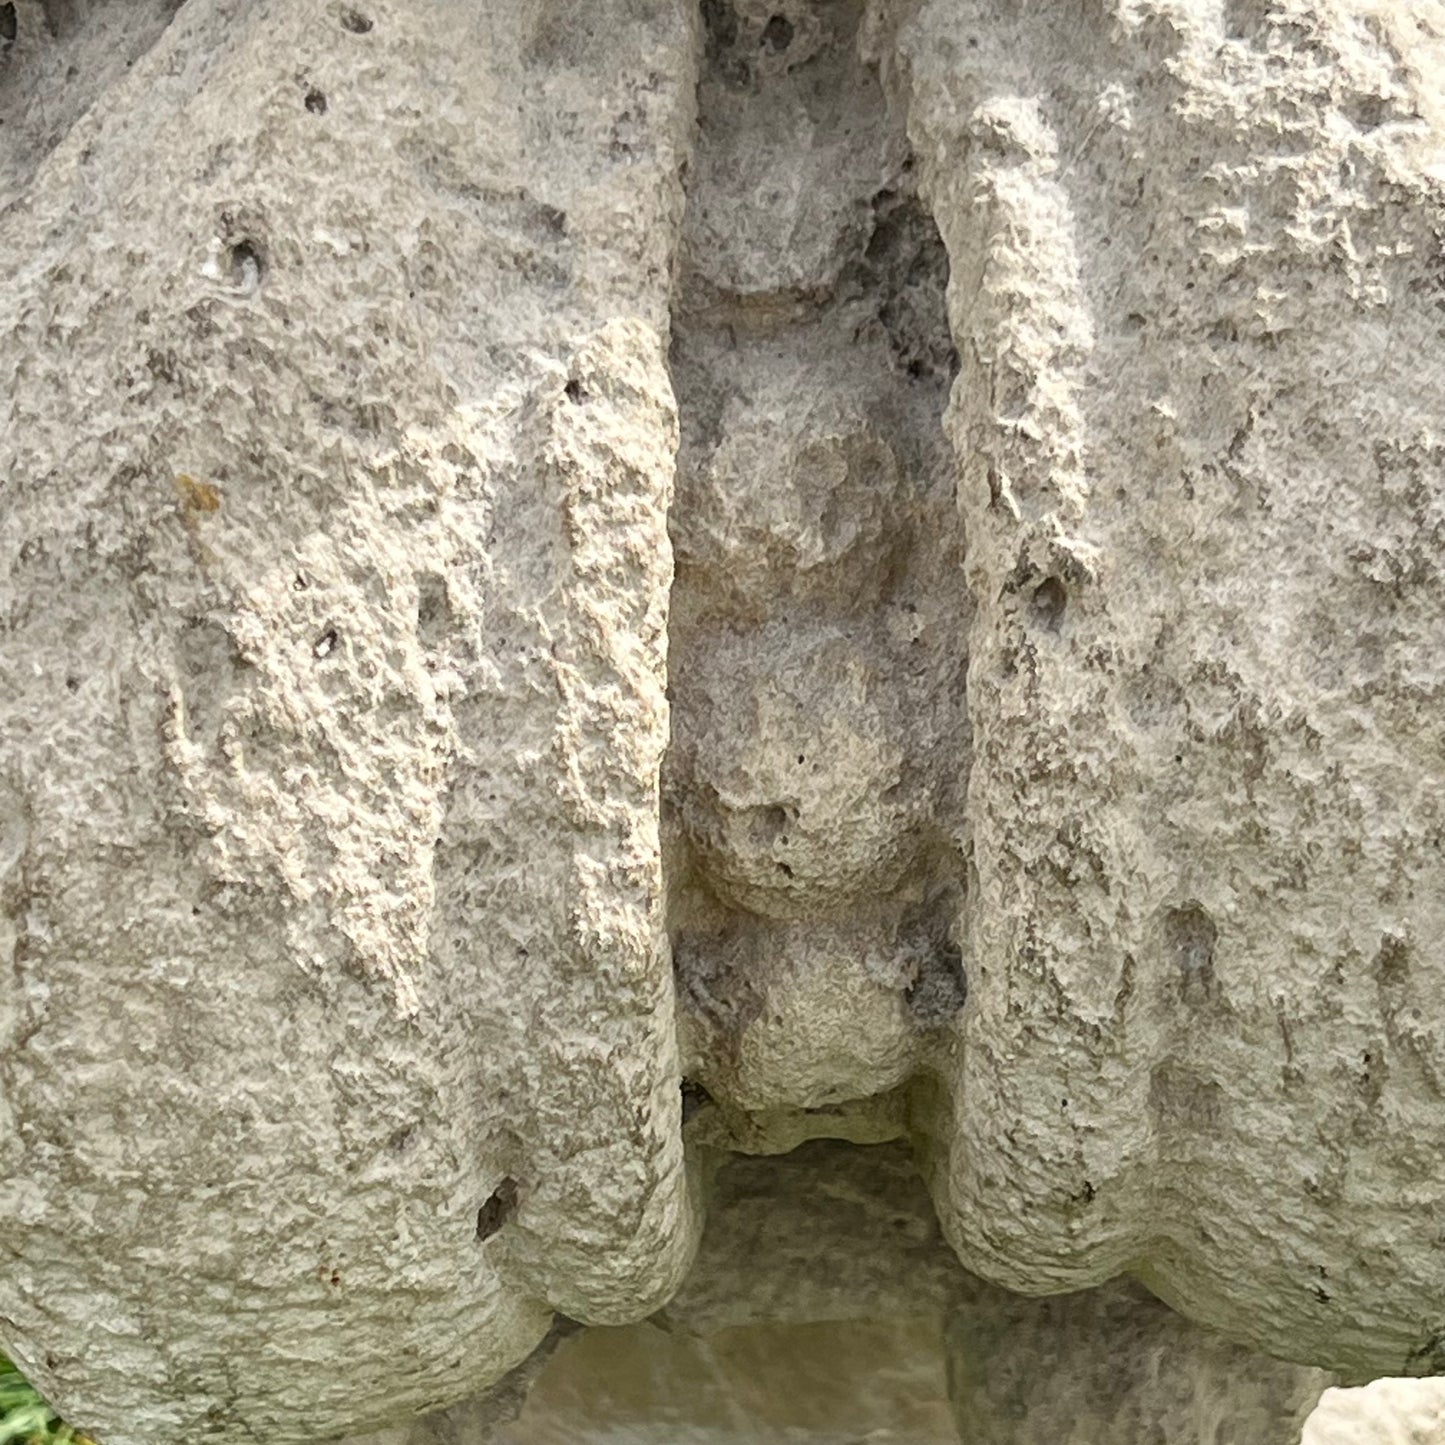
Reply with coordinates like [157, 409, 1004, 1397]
[417, 573, 452, 638]
[905, 940, 968, 1027]
[701, 0, 738, 50]
[777, 861, 795, 878]
[1165, 903, 1218, 1001]
[340, 7, 373, 32]
[476, 1178, 518, 1241]
[65, 675, 80, 693]
[1375, 934, 1409, 986]
[1030, 576, 1067, 631]
[680, 1079, 714, 1123]
[313, 627, 339, 659]
[759, 803, 791, 835]
[760, 14, 794, 50]
[229, 239, 265, 292]
[304, 88, 328, 115]
[564, 378, 586, 403]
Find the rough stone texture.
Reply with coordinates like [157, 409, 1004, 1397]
[1, 1, 699, 1440]
[1304, 1378, 1445, 1445]
[361, 1143, 1328, 1445]
[665, 0, 972, 1121]
[4, 0, 1445, 1439]
[890, 0, 1445, 1381]
[672, 0, 1445, 1388]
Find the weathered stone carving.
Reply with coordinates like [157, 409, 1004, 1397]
[666, 0, 971, 1119]
[3, 0, 1445, 1439]
[506, 1143, 1333, 1445]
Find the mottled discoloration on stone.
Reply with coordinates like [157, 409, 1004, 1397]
[3, 0, 1445, 1438]
[893, 0, 1445, 1377]
[0, 2, 697, 1440]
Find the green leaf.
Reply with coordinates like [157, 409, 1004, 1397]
[0, 1353, 72, 1445]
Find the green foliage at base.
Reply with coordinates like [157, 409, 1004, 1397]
[0, 1355, 92, 1445]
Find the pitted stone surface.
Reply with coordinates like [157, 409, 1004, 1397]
[1304, 1379, 1445, 1445]
[665, 0, 971, 1118]
[3, 0, 1445, 1439]
[410, 1143, 1331, 1445]
[892, 0, 1445, 1377]
[0, 2, 698, 1440]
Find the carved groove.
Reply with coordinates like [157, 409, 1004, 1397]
[663, 0, 971, 1117]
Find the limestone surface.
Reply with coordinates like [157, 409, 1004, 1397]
[1304, 1378, 1445, 1445]
[344, 1143, 1330, 1445]
[1, 1, 698, 1438]
[3, 0, 1445, 1439]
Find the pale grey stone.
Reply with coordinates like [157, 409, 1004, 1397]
[3, 0, 1445, 1439]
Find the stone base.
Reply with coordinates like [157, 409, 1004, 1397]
[341, 1141, 1331, 1445]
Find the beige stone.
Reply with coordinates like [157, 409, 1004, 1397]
[1, 2, 697, 1439]
[402, 1144, 1329, 1445]
[4, 0, 1445, 1439]
[1305, 1378, 1445, 1445]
